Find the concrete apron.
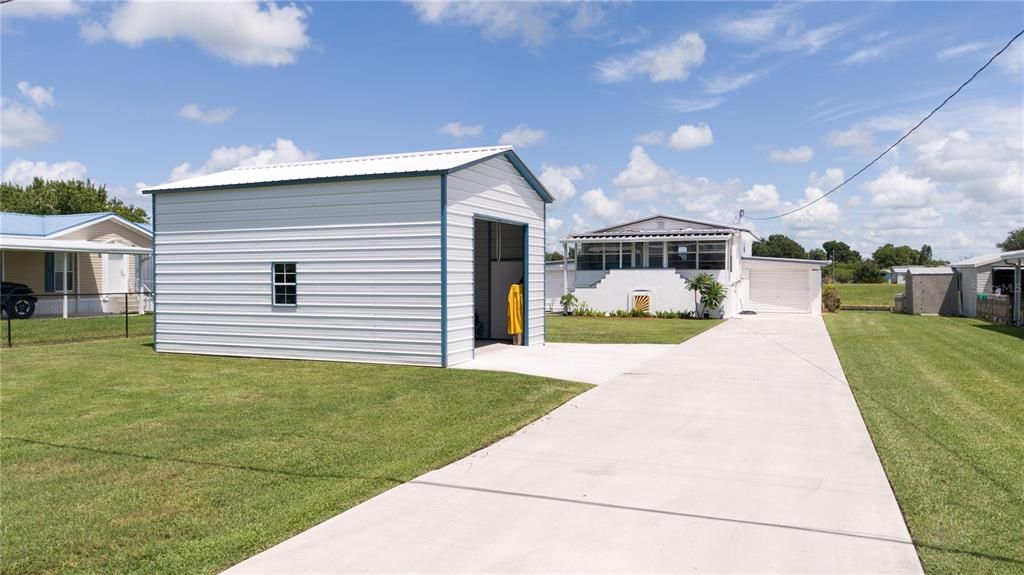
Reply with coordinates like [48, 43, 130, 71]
[225, 316, 923, 574]
[452, 341, 677, 385]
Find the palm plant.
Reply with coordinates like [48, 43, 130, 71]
[699, 280, 727, 317]
[684, 272, 715, 316]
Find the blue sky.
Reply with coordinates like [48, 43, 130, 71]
[2, 1, 1022, 260]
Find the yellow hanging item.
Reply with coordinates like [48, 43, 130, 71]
[507, 283, 524, 336]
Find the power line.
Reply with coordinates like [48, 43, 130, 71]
[742, 27, 1024, 222]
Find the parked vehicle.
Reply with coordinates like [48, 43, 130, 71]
[1, 281, 37, 319]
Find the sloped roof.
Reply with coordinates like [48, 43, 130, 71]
[951, 249, 1024, 268]
[906, 266, 953, 275]
[587, 214, 753, 235]
[0, 212, 152, 238]
[141, 146, 554, 202]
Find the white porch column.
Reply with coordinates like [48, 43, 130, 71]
[561, 241, 569, 296]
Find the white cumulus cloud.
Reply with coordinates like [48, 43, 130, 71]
[595, 32, 706, 83]
[498, 124, 546, 148]
[769, 145, 814, 164]
[81, 0, 311, 67]
[864, 167, 937, 208]
[2, 159, 87, 184]
[438, 122, 483, 138]
[167, 138, 317, 182]
[179, 103, 236, 125]
[1, 97, 58, 149]
[16, 81, 55, 108]
[581, 187, 624, 221]
[737, 184, 780, 212]
[669, 122, 713, 150]
[539, 164, 584, 202]
[0, 0, 80, 19]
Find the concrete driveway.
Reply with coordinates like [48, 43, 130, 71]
[226, 316, 922, 574]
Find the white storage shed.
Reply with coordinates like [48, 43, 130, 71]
[143, 146, 553, 367]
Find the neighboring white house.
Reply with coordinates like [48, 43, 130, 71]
[560, 215, 825, 316]
[950, 249, 1024, 322]
[142, 146, 553, 367]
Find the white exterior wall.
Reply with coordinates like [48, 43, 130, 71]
[446, 157, 545, 366]
[573, 268, 731, 315]
[153, 176, 444, 366]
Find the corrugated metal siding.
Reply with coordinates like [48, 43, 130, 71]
[446, 157, 545, 365]
[154, 176, 443, 366]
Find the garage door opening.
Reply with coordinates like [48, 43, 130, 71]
[748, 269, 811, 314]
[473, 219, 527, 348]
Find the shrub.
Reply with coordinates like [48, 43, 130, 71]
[822, 283, 841, 312]
[559, 292, 579, 315]
[853, 261, 885, 283]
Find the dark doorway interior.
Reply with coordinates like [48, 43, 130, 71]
[473, 219, 525, 346]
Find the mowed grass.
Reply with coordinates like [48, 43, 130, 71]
[545, 314, 722, 344]
[835, 283, 904, 307]
[825, 313, 1024, 574]
[0, 339, 590, 574]
[5, 314, 153, 346]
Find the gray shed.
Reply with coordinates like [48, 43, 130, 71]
[142, 146, 553, 367]
[903, 267, 957, 315]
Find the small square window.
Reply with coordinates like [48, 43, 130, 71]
[272, 263, 297, 306]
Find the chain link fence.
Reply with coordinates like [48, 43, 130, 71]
[2, 292, 153, 347]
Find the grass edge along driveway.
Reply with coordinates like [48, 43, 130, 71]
[1, 338, 591, 575]
[546, 315, 723, 344]
[825, 312, 1024, 575]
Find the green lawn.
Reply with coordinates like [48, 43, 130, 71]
[5, 314, 153, 346]
[545, 314, 722, 344]
[835, 283, 904, 307]
[0, 339, 590, 574]
[825, 313, 1024, 574]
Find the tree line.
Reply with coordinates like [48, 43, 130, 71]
[0, 178, 148, 223]
[753, 229, 1024, 283]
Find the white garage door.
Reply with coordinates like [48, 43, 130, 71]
[748, 269, 810, 313]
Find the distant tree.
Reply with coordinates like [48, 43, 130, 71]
[753, 234, 806, 259]
[997, 228, 1024, 251]
[918, 244, 933, 265]
[853, 260, 885, 283]
[807, 248, 828, 261]
[872, 243, 920, 269]
[822, 240, 861, 264]
[0, 178, 148, 223]
[545, 247, 576, 262]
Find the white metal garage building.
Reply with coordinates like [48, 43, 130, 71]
[142, 146, 553, 367]
[741, 256, 825, 315]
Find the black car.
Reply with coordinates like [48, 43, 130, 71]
[1, 281, 37, 319]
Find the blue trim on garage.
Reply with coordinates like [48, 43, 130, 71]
[523, 223, 529, 345]
[440, 174, 448, 367]
[151, 195, 158, 352]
